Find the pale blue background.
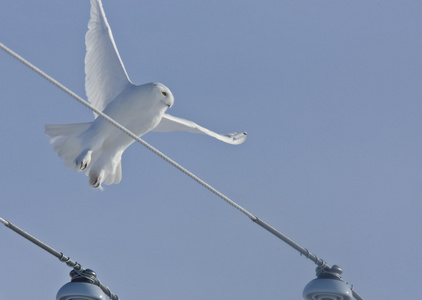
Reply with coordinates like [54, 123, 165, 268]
[1, 1, 421, 299]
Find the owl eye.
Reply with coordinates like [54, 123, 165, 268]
[161, 91, 167, 96]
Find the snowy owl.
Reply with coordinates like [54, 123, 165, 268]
[45, 0, 247, 189]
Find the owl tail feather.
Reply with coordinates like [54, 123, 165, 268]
[45, 123, 91, 171]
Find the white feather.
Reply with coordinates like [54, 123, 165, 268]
[45, 123, 91, 170]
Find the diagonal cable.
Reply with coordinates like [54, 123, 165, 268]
[0, 43, 364, 300]
[0, 217, 119, 300]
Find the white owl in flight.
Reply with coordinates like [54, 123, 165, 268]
[45, 0, 247, 189]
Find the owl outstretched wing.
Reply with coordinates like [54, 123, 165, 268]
[85, 0, 132, 116]
[153, 114, 247, 145]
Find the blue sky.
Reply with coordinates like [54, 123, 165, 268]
[1, 0, 422, 299]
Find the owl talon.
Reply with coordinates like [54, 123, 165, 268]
[80, 161, 88, 170]
[92, 178, 100, 188]
[89, 170, 104, 189]
[75, 149, 93, 171]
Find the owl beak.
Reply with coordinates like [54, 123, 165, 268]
[162, 96, 174, 108]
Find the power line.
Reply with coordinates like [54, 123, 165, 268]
[0, 42, 253, 219]
[0, 217, 119, 300]
[0, 43, 364, 300]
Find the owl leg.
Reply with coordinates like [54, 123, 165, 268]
[89, 169, 104, 189]
[75, 149, 93, 170]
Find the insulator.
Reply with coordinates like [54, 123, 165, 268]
[303, 278, 353, 300]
